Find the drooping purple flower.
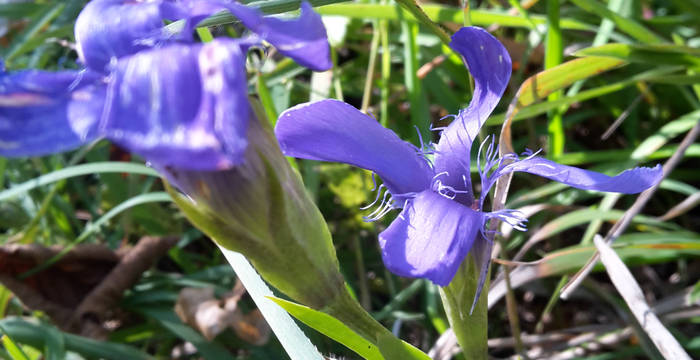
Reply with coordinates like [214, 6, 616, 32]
[1, 0, 330, 170]
[275, 27, 663, 293]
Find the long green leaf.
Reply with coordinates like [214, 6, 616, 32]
[20, 192, 172, 278]
[569, 0, 664, 44]
[575, 43, 700, 67]
[512, 57, 627, 109]
[489, 233, 700, 307]
[315, 4, 593, 31]
[217, 247, 324, 360]
[0, 162, 158, 202]
[0, 318, 153, 360]
[269, 297, 383, 359]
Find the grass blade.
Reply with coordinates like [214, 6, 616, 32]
[594, 235, 692, 359]
[0, 162, 158, 202]
[217, 247, 324, 360]
[269, 297, 383, 359]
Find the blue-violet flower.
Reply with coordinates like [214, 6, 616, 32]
[275, 27, 663, 291]
[0, 0, 330, 170]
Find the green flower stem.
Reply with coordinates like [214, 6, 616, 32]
[439, 254, 489, 360]
[394, 0, 452, 46]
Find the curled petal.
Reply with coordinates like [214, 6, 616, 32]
[379, 190, 484, 286]
[501, 157, 663, 194]
[433, 27, 512, 206]
[275, 99, 433, 197]
[75, 0, 186, 71]
[182, 0, 331, 71]
[102, 39, 249, 170]
[0, 69, 104, 156]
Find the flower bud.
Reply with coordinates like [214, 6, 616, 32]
[164, 100, 345, 309]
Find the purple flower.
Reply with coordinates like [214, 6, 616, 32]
[1, 0, 330, 170]
[275, 27, 663, 290]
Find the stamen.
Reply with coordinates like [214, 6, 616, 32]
[432, 171, 472, 200]
[369, 172, 379, 191]
[360, 183, 386, 210]
[484, 209, 528, 236]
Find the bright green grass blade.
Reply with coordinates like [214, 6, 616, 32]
[486, 66, 684, 126]
[0, 319, 152, 360]
[631, 110, 700, 160]
[257, 73, 280, 125]
[501, 55, 627, 152]
[400, 19, 430, 145]
[217, 248, 325, 360]
[377, 332, 431, 360]
[0, 162, 158, 202]
[0, 334, 29, 360]
[269, 297, 383, 359]
[575, 43, 700, 67]
[315, 4, 593, 31]
[545, 0, 565, 156]
[512, 57, 626, 109]
[569, 0, 664, 44]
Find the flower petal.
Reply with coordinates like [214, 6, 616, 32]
[75, 0, 186, 71]
[379, 190, 484, 286]
[182, 0, 331, 71]
[0, 69, 104, 157]
[275, 99, 433, 197]
[432, 27, 512, 206]
[102, 39, 249, 170]
[502, 157, 663, 194]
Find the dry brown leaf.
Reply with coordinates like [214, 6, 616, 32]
[174, 281, 270, 345]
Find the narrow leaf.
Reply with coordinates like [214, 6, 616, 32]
[269, 297, 384, 360]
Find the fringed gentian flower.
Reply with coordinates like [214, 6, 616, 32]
[275, 27, 663, 291]
[1, 0, 330, 170]
[0, 0, 353, 310]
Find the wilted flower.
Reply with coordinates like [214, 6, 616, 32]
[1, 0, 330, 169]
[275, 27, 663, 291]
